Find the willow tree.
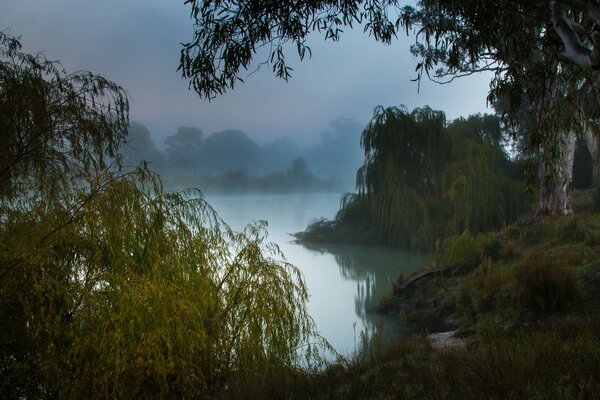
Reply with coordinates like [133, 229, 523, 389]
[355, 106, 449, 249]
[304, 107, 528, 251]
[0, 33, 322, 397]
[0, 33, 129, 198]
[444, 116, 528, 235]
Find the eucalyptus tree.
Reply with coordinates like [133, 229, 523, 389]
[179, 0, 600, 216]
[177, 0, 600, 96]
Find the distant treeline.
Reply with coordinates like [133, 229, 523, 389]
[298, 106, 534, 252]
[162, 157, 338, 194]
[120, 119, 364, 192]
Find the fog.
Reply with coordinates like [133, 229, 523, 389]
[2, 0, 492, 148]
[121, 118, 365, 192]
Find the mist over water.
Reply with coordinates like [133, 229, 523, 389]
[121, 119, 364, 191]
[204, 192, 427, 354]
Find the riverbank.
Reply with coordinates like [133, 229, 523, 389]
[238, 208, 600, 399]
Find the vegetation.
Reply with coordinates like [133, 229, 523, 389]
[0, 33, 324, 398]
[224, 210, 600, 400]
[121, 120, 363, 192]
[7, 0, 600, 395]
[161, 157, 340, 194]
[298, 106, 530, 251]
[180, 0, 600, 216]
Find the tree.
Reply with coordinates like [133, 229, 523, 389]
[301, 107, 528, 251]
[1, 33, 323, 397]
[200, 129, 261, 173]
[164, 126, 204, 172]
[120, 121, 166, 170]
[179, 0, 600, 217]
[179, 1, 600, 98]
[0, 32, 128, 198]
[303, 118, 363, 180]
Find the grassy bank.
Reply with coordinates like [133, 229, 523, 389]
[244, 208, 600, 399]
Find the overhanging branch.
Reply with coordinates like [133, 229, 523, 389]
[551, 1, 594, 68]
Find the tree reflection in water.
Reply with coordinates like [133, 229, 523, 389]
[300, 241, 427, 341]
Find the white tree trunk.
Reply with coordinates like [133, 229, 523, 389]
[584, 123, 600, 185]
[535, 131, 576, 217]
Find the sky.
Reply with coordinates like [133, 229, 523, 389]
[2, 0, 493, 146]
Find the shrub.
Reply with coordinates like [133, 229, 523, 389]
[458, 261, 514, 318]
[477, 232, 502, 261]
[438, 230, 481, 266]
[514, 253, 578, 312]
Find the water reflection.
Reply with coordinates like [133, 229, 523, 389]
[299, 241, 428, 340]
[203, 192, 429, 352]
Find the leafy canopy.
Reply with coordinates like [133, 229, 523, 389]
[0, 32, 129, 198]
[303, 106, 529, 251]
[0, 32, 324, 398]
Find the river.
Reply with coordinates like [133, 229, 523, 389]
[204, 192, 428, 355]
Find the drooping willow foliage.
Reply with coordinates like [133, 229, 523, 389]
[0, 33, 323, 398]
[0, 32, 129, 199]
[1, 171, 321, 398]
[303, 106, 530, 251]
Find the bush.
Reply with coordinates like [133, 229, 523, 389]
[458, 261, 514, 319]
[0, 174, 323, 398]
[438, 230, 481, 266]
[514, 253, 578, 312]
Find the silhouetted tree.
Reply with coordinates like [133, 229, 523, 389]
[164, 126, 204, 172]
[200, 129, 261, 173]
[120, 121, 166, 170]
[259, 137, 300, 174]
[303, 118, 363, 180]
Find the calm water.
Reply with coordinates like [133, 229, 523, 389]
[204, 192, 428, 355]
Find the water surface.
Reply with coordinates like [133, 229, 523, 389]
[205, 192, 428, 355]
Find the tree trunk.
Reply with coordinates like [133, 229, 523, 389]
[535, 131, 576, 217]
[584, 124, 600, 185]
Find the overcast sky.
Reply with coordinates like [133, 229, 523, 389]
[2, 0, 492, 146]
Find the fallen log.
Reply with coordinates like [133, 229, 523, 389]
[393, 262, 466, 295]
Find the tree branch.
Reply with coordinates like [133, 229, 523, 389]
[551, 1, 595, 68]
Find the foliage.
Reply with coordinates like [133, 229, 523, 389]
[0, 32, 128, 199]
[164, 126, 205, 172]
[270, 322, 600, 400]
[180, 0, 407, 99]
[438, 230, 480, 266]
[457, 261, 515, 323]
[179, 0, 599, 202]
[301, 106, 530, 251]
[0, 33, 323, 398]
[162, 159, 337, 194]
[1, 172, 321, 398]
[515, 253, 578, 313]
[178, 0, 594, 100]
[121, 121, 167, 171]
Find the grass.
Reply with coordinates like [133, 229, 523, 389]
[212, 210, 600, 399]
